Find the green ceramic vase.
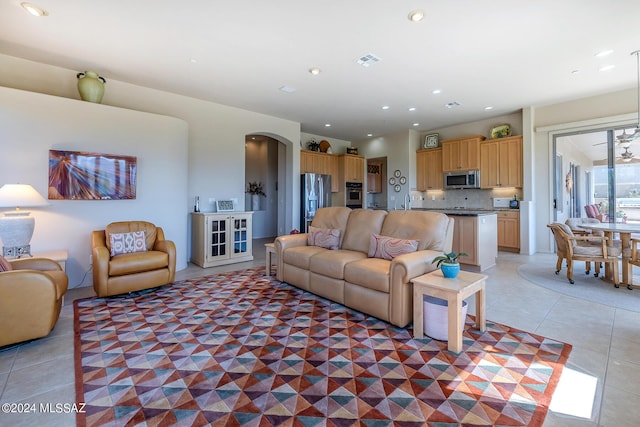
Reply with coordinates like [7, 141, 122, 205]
[77, 71, 106, 103]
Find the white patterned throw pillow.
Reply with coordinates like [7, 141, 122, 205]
[368, 234, 418, 260]
[307, 226, 340, 250]
[109, 231, 147, 256]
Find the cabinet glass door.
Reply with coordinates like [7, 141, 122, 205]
[233, 217, 248, 254]
[209, 217, 227, 257]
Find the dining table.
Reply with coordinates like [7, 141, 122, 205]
[579, 222, 640, 290]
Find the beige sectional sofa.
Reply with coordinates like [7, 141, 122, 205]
[275, 207, 454, 327]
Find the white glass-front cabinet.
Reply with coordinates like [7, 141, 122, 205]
[190, 212, 253, 267]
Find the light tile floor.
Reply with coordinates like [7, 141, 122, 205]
[1, 239, 639, 426]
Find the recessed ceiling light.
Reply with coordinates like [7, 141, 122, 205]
[484, 106, 494, 110]
[599, 65, 615, 72]
[432, 89, 441, 94]
[190, 58, 197, 63]
[595, 50, 614, 57]
[367, 133, 373, 137]
[279, 85, 296, 93]
[408, 9, 425, 22]
[408, 107, 416, 112]
[413, 123, 420, 127]
[324, 123, 331, 127]
[381, 105, 390, 110]
[571, 69, 580, 74]
[21, 2, 47, 16]
[309, 67, 321, 75]
[445, 101, 461, 109]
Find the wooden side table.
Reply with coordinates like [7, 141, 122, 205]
[264, 242, 276, 275]
[412, 269, 487, 353]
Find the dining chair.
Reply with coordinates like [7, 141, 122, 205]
[547, 223, 620, 286]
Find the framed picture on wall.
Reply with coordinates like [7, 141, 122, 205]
[48, 150, 137, 200]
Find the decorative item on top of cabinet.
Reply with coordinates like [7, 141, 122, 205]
[190, 212, 253, 268]
[423, 133, 439, 149]
[479, 135, 522, 188]
[441, 135, 484, 172]
[490, 124, 512, 139]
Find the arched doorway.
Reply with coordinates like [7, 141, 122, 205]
[245, 133, 292, 239]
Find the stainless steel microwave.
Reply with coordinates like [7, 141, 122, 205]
[444, 170, 480, 189]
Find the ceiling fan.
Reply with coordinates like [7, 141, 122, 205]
[616, 50, 640, 144]
[619, 146, 640, 163]
[592, 145, 640, 165]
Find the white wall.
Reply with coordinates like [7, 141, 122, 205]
[0, 86, 188, 288]
[0, 53, 302, 256]
[354, 130, 416, 210]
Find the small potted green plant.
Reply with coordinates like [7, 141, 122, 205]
[432, 251, 467, 278]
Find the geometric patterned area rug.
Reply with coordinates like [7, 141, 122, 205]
[74, 267, 572, 427]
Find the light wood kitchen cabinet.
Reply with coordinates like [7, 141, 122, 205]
[480, 136, 522, 188]
[191, 212, 253, 268]
[441, 135, 484, 172]
[367, 161, 382, 193]
[338, 154, 365, 183]
[449, 214, 497, 272]
[329, 155, 339, 192]
[300, 150, 331, 175]
[497, 210, 520, 251]
[416, 148, 443, 191]
[300, 150, 339, 192]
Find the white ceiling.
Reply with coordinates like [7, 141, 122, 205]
[2, 1, 640, 141]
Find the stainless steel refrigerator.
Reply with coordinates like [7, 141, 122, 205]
[300, 173, 332, 232]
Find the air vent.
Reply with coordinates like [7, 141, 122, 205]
[279, 86, 296, 93]
[356, 53, 381, 67]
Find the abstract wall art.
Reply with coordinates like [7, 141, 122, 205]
[48, 150, 137, 200]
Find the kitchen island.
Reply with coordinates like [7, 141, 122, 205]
[413, 208, 498, 272]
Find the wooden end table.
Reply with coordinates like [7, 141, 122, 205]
[264, 242, 276, 275]
[412, 269, 487, 353]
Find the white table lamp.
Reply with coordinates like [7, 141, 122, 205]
[0, 184, 49, 257]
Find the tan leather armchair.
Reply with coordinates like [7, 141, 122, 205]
[92, 221, 176, 297]
[0, 258, 68, 347]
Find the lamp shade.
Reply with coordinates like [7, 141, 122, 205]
[0, 184, 49, 209]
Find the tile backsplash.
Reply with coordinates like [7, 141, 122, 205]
[411, 188, 523, 210]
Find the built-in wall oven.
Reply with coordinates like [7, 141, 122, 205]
[346, 182, 363, 209]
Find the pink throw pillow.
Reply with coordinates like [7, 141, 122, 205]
[307, 226, 340, 250]
[368, 234, 418, 260]
[109, 231, 147, 256]
[0, 255, 12, 272]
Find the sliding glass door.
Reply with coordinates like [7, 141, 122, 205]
[555, 127, 640, 224]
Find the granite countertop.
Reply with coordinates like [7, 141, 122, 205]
[411, 208, 501, 216]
